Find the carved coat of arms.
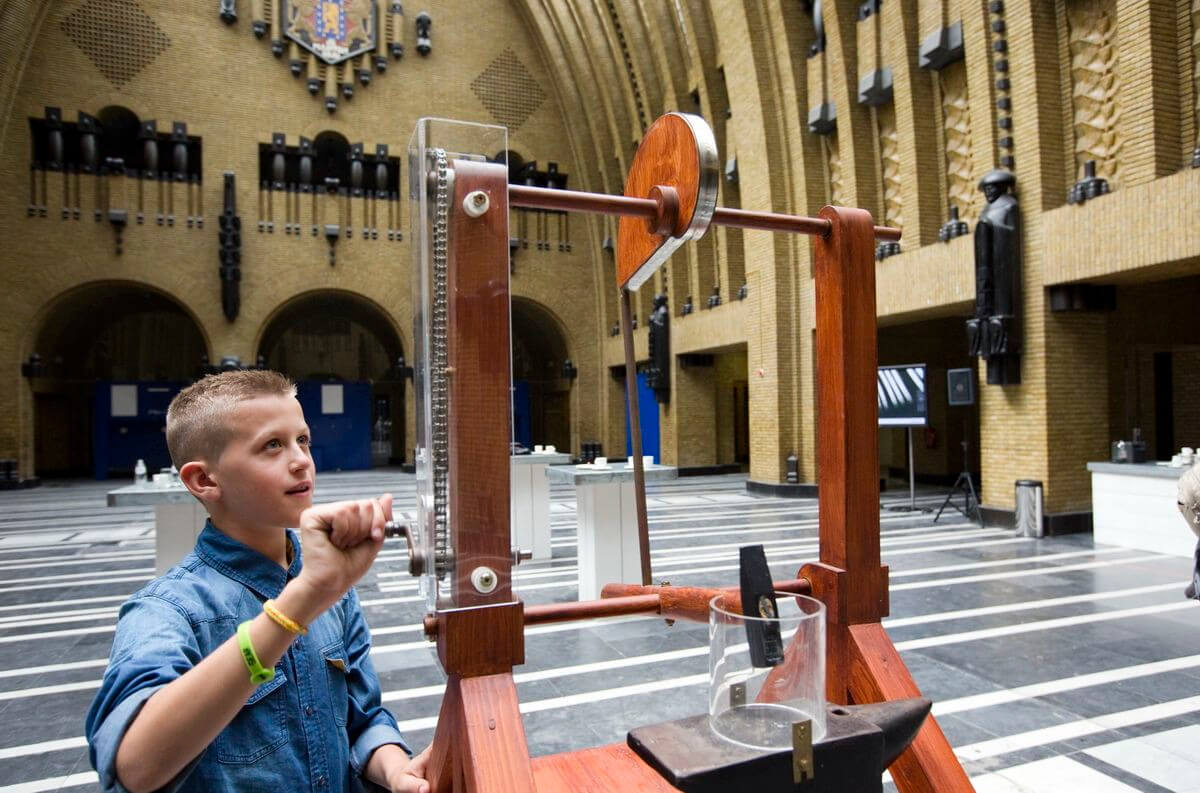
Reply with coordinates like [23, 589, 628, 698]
[283, 0, 377, 65]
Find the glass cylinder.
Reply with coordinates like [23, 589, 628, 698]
[708, 592, 826, 749]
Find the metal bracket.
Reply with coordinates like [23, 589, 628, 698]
[792, 719, 813, 784]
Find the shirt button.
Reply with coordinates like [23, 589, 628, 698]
[305, 705, 314, 717]
[316, 775, 326, 786]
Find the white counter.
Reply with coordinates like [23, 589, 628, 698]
[510, 452, 572, 560]
[546, 463, 678, 599]
[108, 482, 207, 574]
[1087, 462, 1193, 557]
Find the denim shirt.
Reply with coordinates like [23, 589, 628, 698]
[85, 521, 410, 793]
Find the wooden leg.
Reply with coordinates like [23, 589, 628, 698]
[847, 623, 976, 793]
[427, 677, 462, 793]
[427, 673, 537, 793]
[457, 673, 537, 793]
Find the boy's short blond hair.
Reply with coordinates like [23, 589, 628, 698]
[166, 370, 296, 467]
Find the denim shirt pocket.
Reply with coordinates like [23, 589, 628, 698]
[321, 639, 350, 727]
[214, 670, 290, 764]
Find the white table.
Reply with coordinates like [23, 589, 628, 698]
[1087, 461, 1193, 557]
[108, 483, 207, 574]
[511, 452, 572, 560]
[545, 463, 678, 600]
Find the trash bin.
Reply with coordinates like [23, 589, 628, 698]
[1015, 479, 1044, 538]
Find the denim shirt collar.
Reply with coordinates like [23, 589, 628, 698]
[194, 520, 302, 599]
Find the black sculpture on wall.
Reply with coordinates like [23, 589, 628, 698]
[218, 172, 242, 321]
[646, 294, 670, 403]
[966, 169, 1021, 385]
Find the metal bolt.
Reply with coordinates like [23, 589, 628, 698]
[470, 565, 498, 594]
[462, 190, 490, 218]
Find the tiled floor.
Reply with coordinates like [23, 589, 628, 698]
[0, 471, 1197, 792]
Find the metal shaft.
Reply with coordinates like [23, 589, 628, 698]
[507, 184, 902, 241]
[620, 288, 653, 586]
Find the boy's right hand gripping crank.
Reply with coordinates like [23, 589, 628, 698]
[295, 494, 391, 612]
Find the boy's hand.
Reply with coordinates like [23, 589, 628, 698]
[293, 495, 391, 613]
[387, 745, 432, 793]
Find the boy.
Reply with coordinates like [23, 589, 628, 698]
[86, 370, 430, 793]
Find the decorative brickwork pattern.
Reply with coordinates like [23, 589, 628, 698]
[605, 0, 646, 131]
[1066, 0, 1123, 187]
[470, 48, 547, 133]
[61, 0, 170, 89]
[877, 103, 903, 229]
[938, 60, 975, 221]
[1194, 0, 1200, 152]
[822, 132, 844, 207]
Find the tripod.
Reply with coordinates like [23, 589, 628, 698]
[935, 438, 980, 523]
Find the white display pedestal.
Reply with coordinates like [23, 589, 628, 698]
[545, 463, 678, 600]
[1087, 461, 1194, 557]
[510, 452, 571, 560]
[108, 484, 208, 574]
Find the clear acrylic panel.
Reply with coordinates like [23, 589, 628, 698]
[408, 118, 509, 611]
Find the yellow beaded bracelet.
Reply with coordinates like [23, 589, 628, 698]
[263, 598, 307, 635]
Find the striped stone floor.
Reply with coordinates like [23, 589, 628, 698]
[0, 471, 1196, 792]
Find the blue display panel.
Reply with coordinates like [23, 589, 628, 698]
[295, 380, 372, 472]
[92, 382, 185, 479]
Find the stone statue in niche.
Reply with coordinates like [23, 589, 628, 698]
[966, 169, 1021, 385]
[646, 294, 670, 403]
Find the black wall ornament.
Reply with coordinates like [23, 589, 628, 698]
[170, 122, 189, 227]
[79, 112, 98, 221]
[938, 206, 969, 241]
[218, 172, 242, 321]
[809, 0, 825, 55]
[27, 106, 203, 248]
[966, 170, 1021, 385]
[104, 157, 128, 254]
[255, 133, 400, 244]
[647, 294, 670, 403]
[415, 11, 432, 55]
[1067, 159, 1110, 205]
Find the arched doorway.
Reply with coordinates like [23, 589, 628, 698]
[30, 282, 207, 478]
[258, 290, 406, 469]
[511, 298, 571, 452]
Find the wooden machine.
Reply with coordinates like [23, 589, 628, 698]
[399, 115, 976, 792]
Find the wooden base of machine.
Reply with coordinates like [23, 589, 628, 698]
[843, 623, 974, 792]
[532, 743, 683, 792]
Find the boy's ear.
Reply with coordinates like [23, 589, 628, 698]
[179, 461, 220, 504]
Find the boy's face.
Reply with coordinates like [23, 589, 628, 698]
[208, 394, 315, 530]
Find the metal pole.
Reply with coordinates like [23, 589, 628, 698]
[620, 288, 653, 586]
[506, 184, 903, 242]
[908, 427, 916, 510]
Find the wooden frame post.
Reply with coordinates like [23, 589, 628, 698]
[800, 206, 974, 792]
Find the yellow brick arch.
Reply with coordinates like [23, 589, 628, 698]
[23, 277, 213, 366]
[251, 286, 410, 372]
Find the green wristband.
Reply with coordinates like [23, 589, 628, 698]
[237, 620, 275, 685]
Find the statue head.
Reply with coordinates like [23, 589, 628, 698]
[978, 169, 1015, 204]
